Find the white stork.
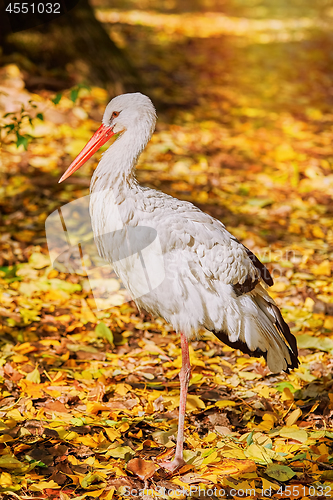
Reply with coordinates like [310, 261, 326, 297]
[59, 93, 299, 471]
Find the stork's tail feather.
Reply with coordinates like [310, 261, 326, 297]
[212, 328, 270, 364]
[271, 303, 299, 368]
[211, 287, 299, 373]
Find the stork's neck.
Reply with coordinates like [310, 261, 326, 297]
[90, 127, 149, 199]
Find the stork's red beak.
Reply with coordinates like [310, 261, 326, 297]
[59, 124, 115, 183]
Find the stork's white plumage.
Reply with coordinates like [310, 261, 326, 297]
[59, 92, 299, 471]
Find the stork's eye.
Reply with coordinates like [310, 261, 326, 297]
[111, 111, 120, 119]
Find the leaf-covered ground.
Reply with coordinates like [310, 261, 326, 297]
[1, 0, 333, 498]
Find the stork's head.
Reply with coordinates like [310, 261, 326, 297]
[59, 92, 156, 183]
[103, 93, 156, 136]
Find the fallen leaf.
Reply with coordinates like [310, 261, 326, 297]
[30, 480, 61, 491]
[285, 408, 302, 427]
[279, 427, 308, 443]
[127, 458, 157, 480]
[265, 464, 296, 482]
[0, 455, 24, 469]
[95, 322, 114, 346]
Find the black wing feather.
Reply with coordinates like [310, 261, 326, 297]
[243, 245, 274, 287]
[230, 240, 273, 296]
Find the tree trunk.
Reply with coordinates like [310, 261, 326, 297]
[0, 0, 139, 92]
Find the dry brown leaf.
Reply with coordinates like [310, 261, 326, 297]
[127, 458, 158, 480]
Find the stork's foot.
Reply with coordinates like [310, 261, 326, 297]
[158, 456, 185, 472]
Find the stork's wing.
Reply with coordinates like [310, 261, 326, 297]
[231, 244, 273, 296]
[140, 192, 273, 292]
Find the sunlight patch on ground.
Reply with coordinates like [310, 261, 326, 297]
[96, 9, 329, 43]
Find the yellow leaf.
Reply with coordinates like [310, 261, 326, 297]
[44, 289, 70, 303]
[245, 444, 275, 464]
[262, 477, 280, 491]
[172, 355, 182, 369]
[26, 367, 41, 384]
[80, 471, 107, 489]
[186, 395, 205, 411]
[190, 373, 203, 384]
[30, 480, 61, 491]
[54, 314, 71, 323]
[187, 436, 201, 448]
[44, 388, 62, 398]
[14, 342, 37, 354]
[6, 409, 24, 421]
[279, 427, 308, 443]
[0, 455, 23, 469]
[0, 435, 14, 443]
[14, 230, 35, 242]
[19, 380, 44, 398]
[91, 87, 108, 102]
[201, 473, 218, 483]
[52, 371, 65, 382]
[85, 488, 106, 498]
[324, 317, 333, 330]
[105, 428, 121, 442]
[304, 297, 315, 311]
[114, 383, 131, 396]
[204, 432, 217, 443]
[172, 477, 192, 489]
[113, 466, 125, 477]
[75, 435, 99, 448]
[202, 451, 218, 465]
[256, 385, 270, 398]
[106, 446, 134, 459]
[87, 403, 112, 415]
[81, 304, 97, 323]
[165, 369, 180, 379]
[11, 354, 29, 363]
[39, 339, 61, 346]
[312, 260, 331, 276]
[258, 414, 275, 431]
[230, 480, 255, 493]
[196, 191, 208, 203]
[102, 487, 115, 500]
[285, 408, 302, 427]
[252, 432, 272, 448]
[221, 447, 247, 460]
[281, 387, 294, 401]
[29, 252, 51, 269]
[312, 226, 325, 239]
[65, 474, 80, 485]
[83, 457, 95, 466]
[318, 443, 329, 455]
[216, 400, 236, 408]
[47, 269, 58, 279]
[270, 281, 288, 292]
[0, 472, 12, 487]
[145, 401, 154, 414]
[65, 139, 89, 157]
[117, 422, 129, 434]
[214, 374, 225, 385]
[212, 458, 256, 475]
[67, 456, 79, 466]
[58, 430, 78, 441]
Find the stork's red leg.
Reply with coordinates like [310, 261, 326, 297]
[159, 332, 191, 472]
